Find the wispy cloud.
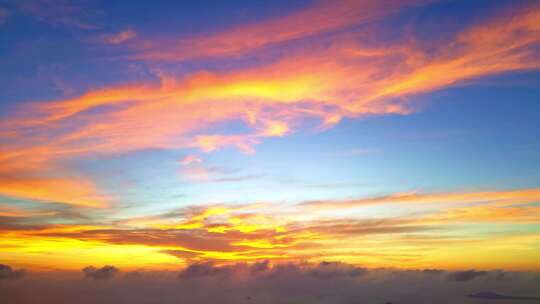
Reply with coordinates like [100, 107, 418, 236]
[2, 2, 539, 168]
[302, 188, 540, 210]
[327, 148, 377, 158]
[179, 155, 202, 166]
[134, 0, 424, 61]
[0, 7, 9, 25]
[103, 29, 137, 44]
[178, 155, 259, 183]
[0, 174, 108, 208]
[17, 0, 101, 29]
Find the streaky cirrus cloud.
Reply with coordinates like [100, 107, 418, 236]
[4, 2, 540, 157]
[302, 188, 540, 209]
[0, 174, 109, 208]
[103, 29, 137, 45]
[1, 2, 539, 208]
[302, 187, 540, 210]
[134, 0, 426, 61]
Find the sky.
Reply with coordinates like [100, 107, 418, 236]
[0, 0, 540, 286]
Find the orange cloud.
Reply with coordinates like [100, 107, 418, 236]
[0, 157, 108, 208]
[302, 188, 540, 210]
[103, 29, 137, 44]
[135, 0, 422, 61]
[1, 2, 540, 215]
[0, 205, 54, 218]
[424, 205, 540, 223]
[368, 7, 540, 102]
[3, 3, 539, 163]
[0, 175, 108, 208]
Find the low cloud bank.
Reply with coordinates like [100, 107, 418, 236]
[177, 261, 367, 281]
[82, 265, 119, 280]
[0, 264, 25, 280]
[0, 262, 538, 304]
[447, 270, 488, 282]
[468, 291, 540, 300]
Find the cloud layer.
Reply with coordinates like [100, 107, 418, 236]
[0, 262, 539, 304]
[1, 1, 539, 207]
[1, 186, 539, 270]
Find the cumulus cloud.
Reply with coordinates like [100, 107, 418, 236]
[308, 261, 367, 280]
[82, 265, 119, 280]
[0, 264, 25, 280]
[447, 270, 487, 282]
[177, 262, 230, 280]
[177, 261, 368, 281]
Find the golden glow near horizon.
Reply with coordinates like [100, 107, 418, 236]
[2, 187, 540, 271]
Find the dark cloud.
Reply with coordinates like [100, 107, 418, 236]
[488, 269, 508, 281]
[0, 201, 93, 231]
[0, 264, 25, 280]
[177, 262, 231, 280]
[421, 268, 445, 275]
[0, 216, 46, 231]
[1, 263, 539, 304]
[265, 262, 302, 278]
[287, 218, 434, 237]
[41, 228, 244, 253]
[177, 261, 367, 281]
[447, 270, 487, 282]
[124, 271, 143, 280]
[250, 260, 270, 274]
[82, 265, 119, 280]
[468, 291, 540, 300]
[308, 261, 367, 280]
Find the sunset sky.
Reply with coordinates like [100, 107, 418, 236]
[1, 0, 540, 274]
